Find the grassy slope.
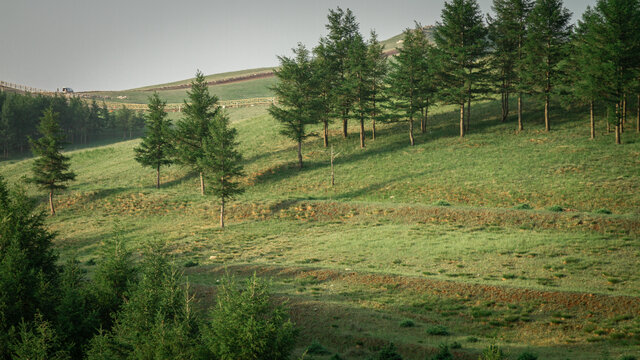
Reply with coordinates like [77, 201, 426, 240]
[1, 100, 639, 359]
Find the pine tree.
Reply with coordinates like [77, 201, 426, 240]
[487, 0, 533, 127]
[311, 43, 335, 147]
[367, 31, 388, 141]
[521, 0, 572, 132]
[321, 7, 360, 138]
[198, 113, 244, 229]
[134, 92, 174, 189]
[587, 0, 640, 144]
[386, 25, 434, 146]
[174, 70, 219, 195]
[348, 33, 374, 148]
[433, 0, 489, 137]
[28, 106, 76, 215]
[269, 44, 320, 169]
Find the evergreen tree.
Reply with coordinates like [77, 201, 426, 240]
[521, 0, 572, 132]
[321, 7, 360, 138]
[0, 176, 59, 358]
[487, 0, 533, 127]
[367, 31, 389, 141]
[433, 0, 489, 137]
[28, 106, 76, 215]
[198, 113, 244, 228]
[348, 32, 374, 148]
[587, 0, 640, 144]
[311, 42, 335, 147]
[269, 43, 320, 169]
[134, 92, 174, 189]
[386, 25, 432, 146]
[174, 70, 220, 195]
[115, 105, 133, 140]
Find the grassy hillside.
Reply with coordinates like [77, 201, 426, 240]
[1, 99, 639, 359]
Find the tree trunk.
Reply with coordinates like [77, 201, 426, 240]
[637, 94, 639, 133]
[409, 116, 414, 146]
[323, 121, 329, 147]
[544, 94, 550, 132]
[220, 198, 225, 228]
[199, 172, 205, 195]
[615, 103, 621, 144]
[156, 165, 160, 189]
[342, 110, 348, 138]
[359, 118, 365, 148]
[372, 119, 376, 140]
[466, 95, 471, 132]
[504, 92, 509, 122]
[615, 123, 621, 144]
[518, 94, 523, 131]
[460, 103, 465, 138]
[330, 145, 335, 187]
[590, 100, 595, 140]
[420, 108, 426, 133]
[49, 191, 55, 216]
[297, 140, 303, 169]
[621, 95, 626, 132]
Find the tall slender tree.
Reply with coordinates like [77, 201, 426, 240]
[348, 33, 374, 148]
[433, 0, 489, 137]
[134, 92, 174, 188]
[367, 31, 388, 141]
[174, 70, 220, 194]
[487, 0, 533, 127]
[269, 44, 320, 169]
[312, 42, 336, 148]
[521, 0, 572, 132]
[28, 106, 76, 215]
[198, 113, 244, 228]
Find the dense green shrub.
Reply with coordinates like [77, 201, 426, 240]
[426, 325, 450, 336]
[480, 344, 505, 360]
[306, 340, 331, 355]
[203, 273, 297, 360]
[373, 343, 403, 360]
[516, 351, 538, 360]
[429, 344, 453, 360]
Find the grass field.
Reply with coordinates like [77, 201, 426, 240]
[1, 98, 639, 359]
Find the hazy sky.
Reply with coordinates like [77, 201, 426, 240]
[0, 0, 596, 92]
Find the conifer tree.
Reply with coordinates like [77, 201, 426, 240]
[29, 106, 76, 215]
[134, 92, 174, 189]
[487, 0, 533, 127]
[387, 25, 435, 145]
[521, 0, 572, 132]
[269, 44, 320, 169]
[321, 7, 360, 138]
[198, 113, 244, 229]
[433, 0, 489, 137]
[174, 70, 219, 194]
[367, 31, 388, 141]
[587, 0, 640, 144]
[311, 43, 335, 147]
[348, 33, 374, 148]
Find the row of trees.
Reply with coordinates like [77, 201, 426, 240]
[270, 0, 640, 166]
[134, 71, 244, 228]
[0, 176, 296, 359]
[0, 91, 145, 158]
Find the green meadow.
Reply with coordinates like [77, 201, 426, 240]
[1, 98, 639, 359]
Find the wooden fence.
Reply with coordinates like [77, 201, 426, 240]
[103, 97, 276, 111]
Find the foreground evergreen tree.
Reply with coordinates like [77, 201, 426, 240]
[348, 33, 374, 148]
[487, 0, 533, 127]
[28, 107, 76, 215]
[134, 92, 174, 188]
[0, 176, 59, 358]
[269, 44, 320, 169]
[204, 274, 297, 360]
[433, 0, 489, 137]
[387, 25, 435, 146]
[521, 0, 572, 132]
[175, 70, 220, 195]
[198, 113, 244, 228]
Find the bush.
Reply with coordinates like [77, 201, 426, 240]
[400, 319, 415, 328]
[480, 344, 505, 360]
[306, 340, 331, 355]
[434, 200, 451, 207]
[514, 203, 532, 210]
[373, 343, 403, 360]
[429, 344, 453, 360]
[426, 325, 449, 336]
[517, 351, 538, 360]
[547, 205, 564, 212]
[204, 273, 297, 360]
[595, 208, 612, 215]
